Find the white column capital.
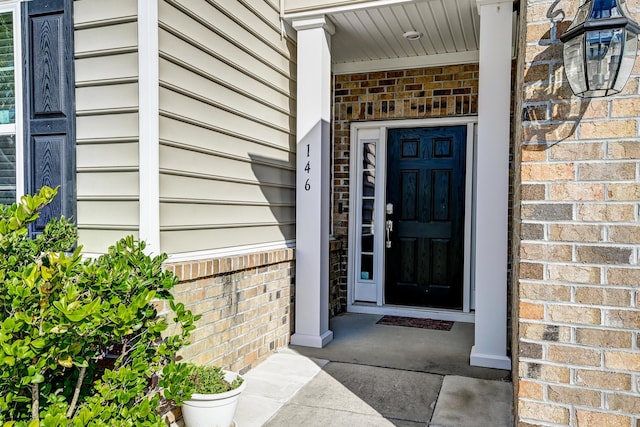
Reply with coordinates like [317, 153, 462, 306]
[292, 15, 336, 35]
[476, 0, 514, 14]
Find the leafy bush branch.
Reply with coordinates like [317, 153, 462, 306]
[0, 187, 201, 426]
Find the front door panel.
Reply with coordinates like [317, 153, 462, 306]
[385, 126, 466, 309]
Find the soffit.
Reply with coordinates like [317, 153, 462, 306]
[284, 0, 483, 73]
[329, 0, 480, 64]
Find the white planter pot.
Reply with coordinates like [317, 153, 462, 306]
[181, 371, 246, 427]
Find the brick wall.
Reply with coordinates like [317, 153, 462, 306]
[329, 238, 347, 315]
[515, 0, 640, 425]
[332, 65, 479, 312]
[162, 249, 294, 375]
[333, 65, 479, 234]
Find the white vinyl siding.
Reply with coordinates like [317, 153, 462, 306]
[75, 83, 138, 113]
[74, 0, 140, 252]
[160, 225, 295, 255]
[158, 0, 296, 254]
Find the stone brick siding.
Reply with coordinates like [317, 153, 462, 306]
[329, 238, 347, 315]
[333, 64, 479, 232]
[515, 1, 640, 426]
[162, 249, 295, 375]
[332, 65, 480, 313]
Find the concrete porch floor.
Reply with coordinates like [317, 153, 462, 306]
[235, 313, 514, 426]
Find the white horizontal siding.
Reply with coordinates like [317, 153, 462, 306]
[235, 0, 283, 35]
[74, 0, 137, 25]
[75, 53, 138, 84]
[161, 224, 295, 254]
[75, 22, 137, 56]
[159, 174, 294, 206]
[76, 113, 138, 141]
[74, 0, 140, 253]
[160, 203, 295, 228]
[160, 145, 294, 188]
[77, 172, 139, 198]
[158, 0, 296, 254]
[76, 83, 138, 113]
[78, 201, 139, 227]
[159, 29, 293, 109]
[79, 230, 140, 254]
[170, 0, 291, 61]
[157, 12, 292, 96]
[77, 143, 138, 169]
[160, 0, 293, 78]
[159, 87, 291, 149]
[160, 116, 294, 162]
[160, 58, 292, 130]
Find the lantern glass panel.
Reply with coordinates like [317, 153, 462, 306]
[615, 0, 633, 17]
[585, 29, 623, 94]
[564, 34, 588, 95]
[591, 0, 623, 18]
[613, 31, 638, 92]
[567, 0, 592, 31]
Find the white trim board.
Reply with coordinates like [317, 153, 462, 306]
[283, 0, 418, 19]
[10, 3, 22, 199]
[351, 116, 478, 129]
[165, 240, 296, 263]
[0, 2, 24, 201]
[138, 0, 160, 255]
[333, 51, 479, 75]
[83, 240, 296, 264]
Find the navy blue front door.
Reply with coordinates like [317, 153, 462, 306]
[385, 126, 466, 309]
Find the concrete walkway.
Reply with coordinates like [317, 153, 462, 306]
[235, 314, 514, 427]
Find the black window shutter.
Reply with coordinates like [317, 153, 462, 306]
[22, 0, 75, 233]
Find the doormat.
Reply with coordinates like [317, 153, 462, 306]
[376, 315, 454, 331]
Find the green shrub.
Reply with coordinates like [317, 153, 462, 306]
[0, 187, 201, 426]
[188, 365, 243, 394]
[161, 363, 243, 403]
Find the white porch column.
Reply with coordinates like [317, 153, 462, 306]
[470, 0, 513, 370]
[290, 16, 335, 348]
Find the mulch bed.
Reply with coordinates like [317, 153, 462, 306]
[376, 315, 454, 331]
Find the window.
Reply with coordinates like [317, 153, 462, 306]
[359, 141, 376, 281]
[0, 3, 21, 205]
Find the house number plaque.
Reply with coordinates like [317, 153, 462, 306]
[305, 143, 311, 191]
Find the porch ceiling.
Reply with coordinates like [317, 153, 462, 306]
[285, 0, 515, 74]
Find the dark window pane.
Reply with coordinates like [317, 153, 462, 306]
[360, 254, 374, 280]
[361, 231, 374, 253]
[363, 171, 375, 196]
[363, 142, 376, 169]
[0, 12, 14, 124]
[0, 134, 15, 204]
[362, 199, 374, 224]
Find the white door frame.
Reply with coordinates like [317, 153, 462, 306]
[347, 117, 477, 323]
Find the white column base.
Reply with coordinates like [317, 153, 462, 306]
[470, 345, 511, 370]
[290, 330, 334, 348]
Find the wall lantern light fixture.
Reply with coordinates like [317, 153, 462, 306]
[560, 0, 640, 97]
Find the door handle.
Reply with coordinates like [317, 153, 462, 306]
[385, 220, 393, 248]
